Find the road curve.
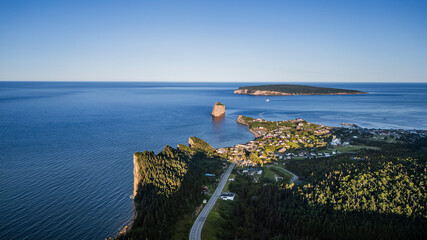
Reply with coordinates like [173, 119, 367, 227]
[189, 163, 235, 240]
[266, 165, 299, 183]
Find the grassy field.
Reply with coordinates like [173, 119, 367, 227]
[270, 166, 293, 182]
[262, 167, 276, 181]
[335, 145, 380, 153]
[223, 173, 235, 192]
[201, 200, 235, 240]
[261, 166, 293, 183]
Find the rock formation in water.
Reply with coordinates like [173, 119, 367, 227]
[211, 102, 225, 117]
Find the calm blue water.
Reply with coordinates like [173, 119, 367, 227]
[0, 82, 426, 240]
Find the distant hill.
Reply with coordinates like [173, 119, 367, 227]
[234, 84, 367, 96]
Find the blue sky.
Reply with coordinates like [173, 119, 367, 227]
[1, 0, 426, 82]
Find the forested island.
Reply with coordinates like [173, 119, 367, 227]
[117, 117, 426, 240]
[234, 84, 367, 96]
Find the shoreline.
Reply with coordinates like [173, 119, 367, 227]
[121, 115, 427, 239]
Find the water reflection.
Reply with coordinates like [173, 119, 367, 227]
[212, 115, 225, 129]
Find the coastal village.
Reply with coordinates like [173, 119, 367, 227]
[216, 115, 427, 167]
[216, 115, 333, 166]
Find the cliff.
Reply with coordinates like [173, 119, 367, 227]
[211, 102, 225, 117]
[132, 146, 188, 198]
[236, 115, 248, 125]
[132, 138, 215, 198]
[133, 154, 142, 198]
[234, 84, 367, 96]
[124, 138, 223, 239]
[188, 136, 215, 152]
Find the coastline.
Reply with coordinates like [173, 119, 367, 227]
[121, 114, 427, 239]
[235, 115, 261, 138]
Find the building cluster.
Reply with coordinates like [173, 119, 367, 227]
[341, 123, 427, 138]
[217, 118, 332, 166]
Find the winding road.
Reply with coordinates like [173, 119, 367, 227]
[266, 165, 299, 183]
[189, 163, 235, 240]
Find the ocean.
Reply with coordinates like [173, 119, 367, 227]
[0, 82, 426, 239]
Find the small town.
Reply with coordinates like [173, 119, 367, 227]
[217, 116, 427, 167]
[216, 116, 332, 166]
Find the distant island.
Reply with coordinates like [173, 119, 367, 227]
[234, 84, 367, 96]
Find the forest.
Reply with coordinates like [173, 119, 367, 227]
[118, 128, 426, 240]
[213, 136, 426, 240]
[117, 140, 223, 240]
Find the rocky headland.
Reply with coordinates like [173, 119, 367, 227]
[236, 115, 261, 138]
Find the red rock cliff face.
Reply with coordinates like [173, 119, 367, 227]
[133, 154, 141, 198]
[211, 102, 225, 117]
[234, 89, 291, 96]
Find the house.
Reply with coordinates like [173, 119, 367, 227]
[331, 138, 341, 146]
[278, 148, 287, 153]
[220, 192, 235, 201]
[216, 148, 227, 154]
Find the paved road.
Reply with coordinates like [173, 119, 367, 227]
[189, 163, 235, 240]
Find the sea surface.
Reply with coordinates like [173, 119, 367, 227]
[0, 82, 426, 239]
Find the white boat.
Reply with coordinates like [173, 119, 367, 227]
[266, 99, 270, 102]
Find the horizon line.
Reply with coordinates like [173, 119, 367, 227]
[1, 80, 426, 83]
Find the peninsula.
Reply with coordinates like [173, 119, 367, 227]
[234, 84, 367, 96]
[118, 116, 426, 240]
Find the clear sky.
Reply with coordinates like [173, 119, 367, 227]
[1, 0, 426, 82]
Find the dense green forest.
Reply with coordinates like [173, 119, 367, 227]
[215, 138, 426, 240]
[188, 136, 216, 153]
[117, 140, 223, 240]
[236, 84, 366, 94]
[119, 128, 426, 240]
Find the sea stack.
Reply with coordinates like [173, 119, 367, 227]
[211, 102, 225, 117]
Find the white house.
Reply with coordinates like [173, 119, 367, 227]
[275, 176, 283, 182]
[220, 192, 235, 201]
[331, 138, 341, 146]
